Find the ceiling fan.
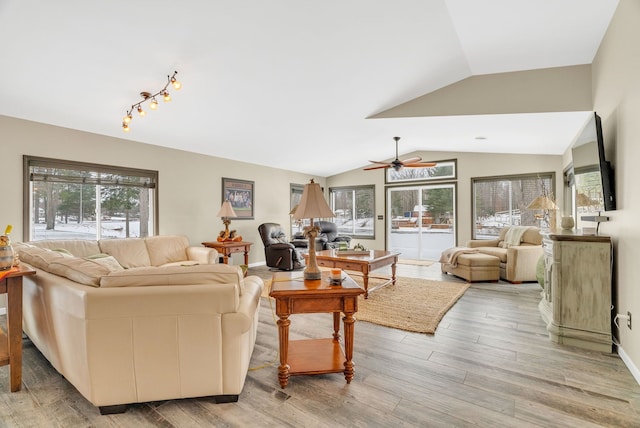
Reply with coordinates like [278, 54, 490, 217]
[364, 137, 436, 171]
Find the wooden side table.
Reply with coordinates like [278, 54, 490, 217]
[269, 270, 364, 388]
[201, 241, 252, 265]
[0, 265, 36, 392]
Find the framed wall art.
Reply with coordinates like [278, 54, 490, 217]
[222, 177, 254, 219]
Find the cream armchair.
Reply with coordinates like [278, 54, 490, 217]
[466, 226, 543, 283]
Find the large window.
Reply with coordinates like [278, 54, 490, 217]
[472, 173, 555, 239]
[329, 185, 375, 238]
[23, 156, 158, 241]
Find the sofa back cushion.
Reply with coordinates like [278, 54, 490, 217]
[98, 238, 151, 268]
[498, 226, 542, 247]
[29, 239, 102, 257]
[144, 235, 190, 266]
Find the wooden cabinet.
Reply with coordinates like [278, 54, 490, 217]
[538, 230, 612, 352]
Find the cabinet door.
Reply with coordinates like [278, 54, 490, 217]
[557, 241, 611, 334]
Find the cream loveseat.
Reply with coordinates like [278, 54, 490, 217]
[15, 235, 263, 414]
[466, 226, 543, 283]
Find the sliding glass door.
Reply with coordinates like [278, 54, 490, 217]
[387, 183, 455, 261]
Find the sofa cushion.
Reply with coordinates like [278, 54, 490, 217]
[16, 244, 111, 286]
[47, 257, 112, 287]
[100, 263, 245, 293]
[475, 246, 508, 263]
[16, 243, 67, 269]
[98, 238, 151, 268]
[144, 235, 189, 266]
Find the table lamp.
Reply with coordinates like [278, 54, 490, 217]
[526, 195, 558, 229]
[217, 200, 238, 240]
[292, 179, 335, 280]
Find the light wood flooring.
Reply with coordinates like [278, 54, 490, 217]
[1, 262, 639, 427]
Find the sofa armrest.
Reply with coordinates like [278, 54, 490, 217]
[187, 246, 219, 264]
[505, 245, 543, 282]
[467, 239, 500, 248]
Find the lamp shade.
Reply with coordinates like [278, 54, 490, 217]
[289, 204, 299, 216]
[526, 196, 558, 211]
[217, 200, 237, 218]
[292, 179, 335, 220]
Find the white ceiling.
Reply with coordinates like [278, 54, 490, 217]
[0, 0, 619, 177]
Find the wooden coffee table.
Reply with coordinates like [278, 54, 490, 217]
[308, 249, 399, 298]
[269, 270, 364, 388]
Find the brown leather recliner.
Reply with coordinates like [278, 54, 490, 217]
[258, 223, 304, 271]
[290, 221, 352, 250]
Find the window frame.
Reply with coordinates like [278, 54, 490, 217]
[471, 172, 556, 239]
[329, 184, 375, 239]
[23, 155, 159, 241]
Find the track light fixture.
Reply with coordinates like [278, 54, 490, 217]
[122, 70, 181, 132]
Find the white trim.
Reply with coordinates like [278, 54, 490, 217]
[618, 346, 640, 386]
[0, 307, 6, 316]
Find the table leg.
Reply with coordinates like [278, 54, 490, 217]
[332, 312, 340, 340]
[7, 277, 22, 392]
[243, 247, 249, 265]
[391, 259, 397, 285]
[363, 266, 370, 299]
[343, 311, 356, 384]
[276, 314, 291, 388]
[222, 252, 230, 264]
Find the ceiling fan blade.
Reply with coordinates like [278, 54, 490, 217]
[400, 157, 422, 164]
[367, 160, 391, 165]
[363, 164, 391, 171]
[403, 162, 437, 168]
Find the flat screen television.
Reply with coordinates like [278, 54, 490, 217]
[571, 112, 616, 211]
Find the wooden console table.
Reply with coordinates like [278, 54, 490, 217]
[201, 241, 252, 265]
[539, 230, 612, 352]
[0, 265, 36, 392]
[269, 271, 364, 388]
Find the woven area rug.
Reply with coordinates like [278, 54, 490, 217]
[262, 276, 468, 334]
[352, 275, 468, 334]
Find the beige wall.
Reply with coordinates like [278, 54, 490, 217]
[590, 0, 640, 375]
[0, 115, 318, 267]
[328, 152, 563, 250]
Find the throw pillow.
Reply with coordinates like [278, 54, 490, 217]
[52, 248, 74, 257]
[84, 255, 124, 272]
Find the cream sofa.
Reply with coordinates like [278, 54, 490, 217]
[15, 235, 263, 414]
[465, 226, 543, 283]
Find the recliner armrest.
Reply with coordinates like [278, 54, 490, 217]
[270, 242, 295, 251]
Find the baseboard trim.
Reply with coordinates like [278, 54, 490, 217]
[249, 261, 266, 268]
[618, 346, 640, 386]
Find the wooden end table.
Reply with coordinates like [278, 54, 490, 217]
[201, 241, 252, 265]
[0, 265, 36, 392]
[307, 249, 399, 298]
[269, 270, 364, 388]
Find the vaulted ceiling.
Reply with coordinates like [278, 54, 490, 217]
[0, 1, 619, 176]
